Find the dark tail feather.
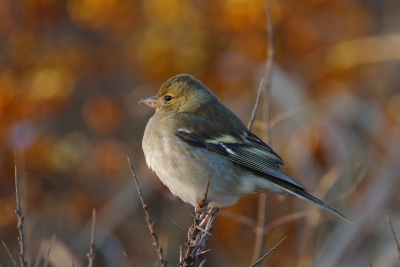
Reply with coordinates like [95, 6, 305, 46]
[273, 183, 352, 223]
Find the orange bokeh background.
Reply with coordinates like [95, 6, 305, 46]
[1, 0, 399, 266]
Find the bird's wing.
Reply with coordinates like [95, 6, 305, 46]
[174, 113, 306, 190]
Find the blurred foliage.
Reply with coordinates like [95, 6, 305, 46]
[1, 0, 400, 266]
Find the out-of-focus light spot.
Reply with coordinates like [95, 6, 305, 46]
[92, 139, 126, 178]
[82, 95, 123, 134]
[51, 132, 90, 172]
[388, 93, 400, 122]
[0, 200, 14, 227]
[9, 121, 37, 150]
[215, 50, 251, 83]
[30, 68, 74, 100]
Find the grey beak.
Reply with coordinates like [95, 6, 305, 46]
[139, 96, 160, 109]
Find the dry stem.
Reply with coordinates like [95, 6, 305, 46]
[251, 3, 275, 264]
[384, 209, 400, 262]
[87, 209, 96, 267]
[2, 240, 17, 267]
[249, 236, 286, 267]
[127, 156, 167, 267]
[14, 162, 27, 267]
[122, 250, 137, 267]
[43, 234, 56, 267]
[181, 177, 218, 267]
[364, 255, 374, 267]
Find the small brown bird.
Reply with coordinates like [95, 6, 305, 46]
[140, 74, 350, 222]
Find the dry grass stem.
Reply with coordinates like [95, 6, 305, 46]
[14, 162, 27, 267]
[87, 209, 96, 267]
[127, 156, 167, 267]
[43, 234, 56, 267]
[329, 167, 366, 205]
[32, 240, 45, 267]
[254, 106, 305, 131]
[122, 250, 137, 267]
[251, 3, 275, 264]
[384, 209, 400, 262]
[248, 77, 264, 131]
[364, 255, 374, 267]
[249, 236, 286, 267]
[171, 220, 186, 241]
[219, 210, 257, 229]
[2, 240, 17, 267]
[182, 176, 219, 267]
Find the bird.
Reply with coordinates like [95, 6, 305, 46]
[139, 74, 350, 222]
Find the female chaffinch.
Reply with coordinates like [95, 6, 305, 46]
[140, 74, 349, 222]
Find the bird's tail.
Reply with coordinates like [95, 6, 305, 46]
[271, 180, 352, 223]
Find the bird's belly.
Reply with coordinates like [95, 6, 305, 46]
[143, 135, 244, 207]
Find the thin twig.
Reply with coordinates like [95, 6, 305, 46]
[32, 240, 45, 267]
[71, 259, 76, 267]
[364, 255, 374, 267]
[219, 210, 257, 229]
[87, 209, 96, 267]
[122, 251, 137, 267]
[127, 156, 167, 267]
[2, 241, 17, 267]
[384, 209, 400, 262]
[329, 167, 366, 206]
[249, 236, 286, 267]
[248, 77, 264, 131]
[253, 106, 305, 131]
[251, 3, 275, 264]
[171, 220, 186, 241]
[14, 160, 27, 267]
[43, 234, 56, 267]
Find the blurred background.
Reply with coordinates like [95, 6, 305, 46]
[1, 0, 400, 266]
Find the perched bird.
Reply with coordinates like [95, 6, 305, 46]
[140, 74, 349, 222]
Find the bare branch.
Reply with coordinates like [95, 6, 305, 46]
[14, 160, 27, 267]
[364, 255, 374, 267]
[171, 220, 186, 241]
[249, 236, 286, 267]
[329, 167, 366, 205]
[248, 77, 264, 131]
[219, 210, 257, 229]
[2, 241, 17, 267]
[384, 209, 400, 262]
[182, 176, 218, 267]
[251, 3, 275, 264]
[87, 209, 96, 267]
[122, 251, 137, 267]
[127, 156, 167, 267]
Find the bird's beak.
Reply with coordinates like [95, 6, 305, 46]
[139, 96, 160, 109]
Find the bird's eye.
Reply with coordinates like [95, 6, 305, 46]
[165, 95, 173, 101]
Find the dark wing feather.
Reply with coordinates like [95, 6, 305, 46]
[174, 114, 306, 190]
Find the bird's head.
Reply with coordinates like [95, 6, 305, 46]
[139, 74, 218, 114]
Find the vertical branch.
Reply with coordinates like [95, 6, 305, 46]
[127, 157, 167, 267]
[87, 209, 96, 267]
[14, 160, 27, 267]
[251, 3, 275, 264]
